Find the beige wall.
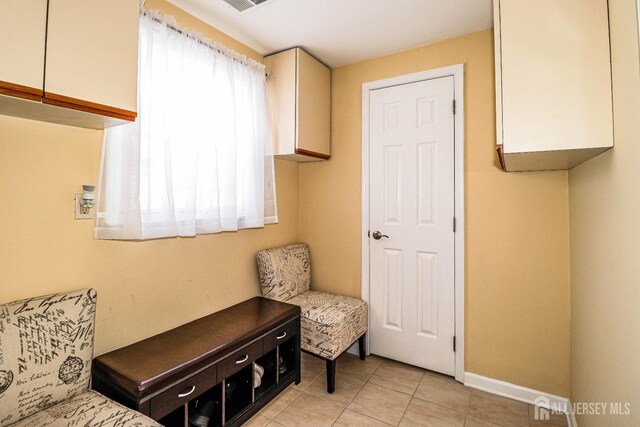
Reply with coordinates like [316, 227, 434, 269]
[0, 0, 299, 357]
[299, 30, 571, 396]
[569, 0, 640, 425]
[0, 0, 574, 399]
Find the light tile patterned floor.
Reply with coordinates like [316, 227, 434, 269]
[245, 352, 569, 427]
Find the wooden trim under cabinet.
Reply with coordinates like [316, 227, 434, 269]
[496, 144, 506, 171]
[43, 92, 137, 121]
[0, 80, 43, 102]
[295, 148, 330, 160]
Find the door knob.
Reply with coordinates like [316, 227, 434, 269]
[372, 231, 389, 240]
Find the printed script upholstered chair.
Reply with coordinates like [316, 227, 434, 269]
[256, 242, 368, 393]
[0, 289, 161, 427]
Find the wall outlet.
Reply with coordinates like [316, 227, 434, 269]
[74, 193, 93, 220]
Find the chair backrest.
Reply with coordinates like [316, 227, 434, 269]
[257, 243, 311, 301]
[0, 288, 97, 427]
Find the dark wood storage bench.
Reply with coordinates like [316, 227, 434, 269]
[92, 297, 301, 426]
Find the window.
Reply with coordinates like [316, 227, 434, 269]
[95, 11, 277, 240]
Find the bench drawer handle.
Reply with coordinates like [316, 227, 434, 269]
[236, 354, 249, 364]
[276, 332, 287, 340]
[178, 385, 195, 398]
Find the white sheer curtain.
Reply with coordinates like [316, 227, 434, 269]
[95, 11, 277, 240]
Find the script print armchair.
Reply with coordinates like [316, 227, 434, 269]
[257, 243, 368, 393]
[0, 289, 161, 427]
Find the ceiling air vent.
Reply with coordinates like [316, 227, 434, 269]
[222, 0, 271, 13]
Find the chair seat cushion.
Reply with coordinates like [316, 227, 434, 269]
[287, 291, 368, 360]
[8, 390, 162, 427]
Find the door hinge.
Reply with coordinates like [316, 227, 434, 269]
[453, 336, 456, 352]
[452, 99, 456, 115]
[453, 217, 457, 233]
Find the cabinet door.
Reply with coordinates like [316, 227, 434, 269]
[499, 0, 613, 154]
[265, 49, 297, 156]
[296, 48, 330, 158]
[0, 0, 47, 99]
[44, 0, 138, 118]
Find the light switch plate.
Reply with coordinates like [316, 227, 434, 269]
[74, 193, 93, 220]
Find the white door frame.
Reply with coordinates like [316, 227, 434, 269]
[361, 64, 465, 383]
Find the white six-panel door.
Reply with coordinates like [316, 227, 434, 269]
[369, 76, 455, 375]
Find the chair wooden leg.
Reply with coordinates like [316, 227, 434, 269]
[326, 359, 336, 394]
[358, 335, 366, 361]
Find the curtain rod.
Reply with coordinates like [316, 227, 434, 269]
[144, 12, 269, 78]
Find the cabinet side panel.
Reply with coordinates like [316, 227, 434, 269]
[500, 0, 613, 153]
[0, 0, 47, 91]
[265, 49, 296, 156]
[45, 0, 139, 113]
[296, 49, 331, 157]
[493, 0, 503, 148]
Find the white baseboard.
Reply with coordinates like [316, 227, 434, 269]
[568, 411, 578, 427]
[464, 372, 576, 427]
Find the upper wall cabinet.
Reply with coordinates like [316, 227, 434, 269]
[0, 0, 139, 129]
[265, 47, 331, 162]
[494, 0, 614, 171]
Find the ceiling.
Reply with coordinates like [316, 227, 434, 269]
[167, 0, 494, 67]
